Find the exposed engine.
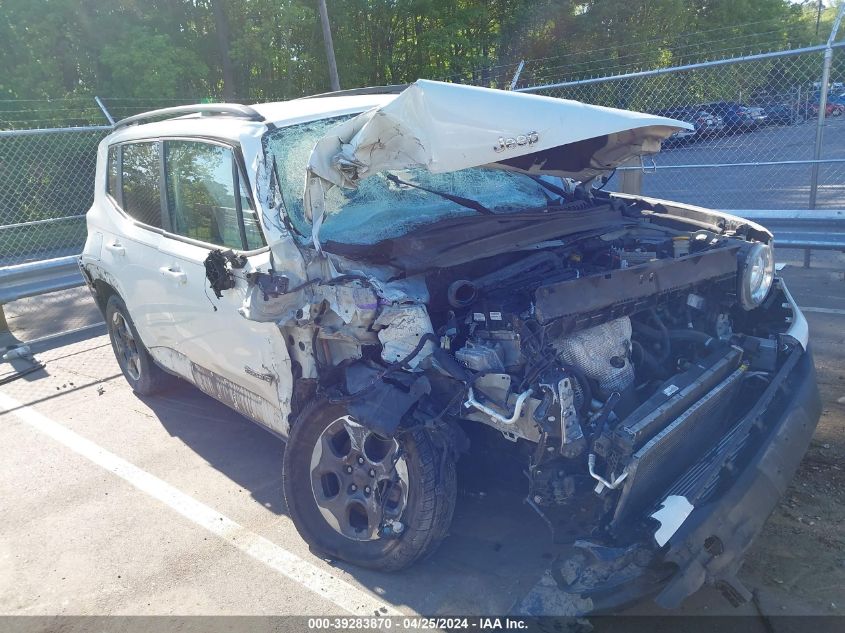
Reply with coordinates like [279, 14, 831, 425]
[268, 188, 793, 547]
[412, 206, 790, 542]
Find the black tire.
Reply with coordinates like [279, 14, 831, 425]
[283, 399, 456, 571]
[105, 294, 176, 396]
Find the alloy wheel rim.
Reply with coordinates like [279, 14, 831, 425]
[111, 311, 141, 381]
[309, 415, 408, 541]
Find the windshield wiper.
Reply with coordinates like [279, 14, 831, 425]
[528, 174, 570, 198]
[385, 173, 493, 215]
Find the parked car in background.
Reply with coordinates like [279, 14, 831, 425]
[757, 102, 796, 126]
[654, 107, 724, 143]
[691, 108, 725, 136]
[699, 101, 764, 132]
[744, 105, 767, 123]
[800, 98, 845, 119]
[653, 108, 698, 145]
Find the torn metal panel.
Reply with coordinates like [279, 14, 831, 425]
[373, 304, 436, 368]
[325, 284, 380, 324]
[284, 326, 319, 380]
[365, 274, 429, 304]
[240, 277, 379, 326]
[303, 79, 690, 236]
[343, 363, 432, 437]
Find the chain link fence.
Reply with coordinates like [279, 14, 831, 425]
[517, 43, 845, 211]
[0, 97, 205, 267]
[0, 126, 111, 265]
[2, 43, 845, 270]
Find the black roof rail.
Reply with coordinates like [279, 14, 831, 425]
[298, 84, 409, 100]
[113, 104, 265, 131]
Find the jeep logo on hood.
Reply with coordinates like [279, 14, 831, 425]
[493, 131, 539, 153]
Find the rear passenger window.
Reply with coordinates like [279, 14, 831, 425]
[121, 142, 162, 227]
[164, 140, 265, 250]
[106, 146, 119, 198]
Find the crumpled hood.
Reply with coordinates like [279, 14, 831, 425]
[303, 79, 691, 241]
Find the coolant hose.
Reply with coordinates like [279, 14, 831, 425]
[631, 340, 665, 378]
[634, 321, 717, 350]
[631, 310, 671, 362]
[666, 329, 717, 349]
[648, 308, 671, 362]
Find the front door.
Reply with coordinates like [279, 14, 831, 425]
[151, 139, 292, 436]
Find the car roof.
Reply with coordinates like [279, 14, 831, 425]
[105, 94, 397, 145]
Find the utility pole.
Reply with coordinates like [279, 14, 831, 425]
[816, 0, 824, 38]
[212, 0, 235, 101]
[317, 0, 341, 92]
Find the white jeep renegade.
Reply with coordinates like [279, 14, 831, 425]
[81, 80, 819, 612]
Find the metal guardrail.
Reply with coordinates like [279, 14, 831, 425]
[0, 256, 83, 305]
[733, 209, 845, 250]
[0, 211, 841, 307]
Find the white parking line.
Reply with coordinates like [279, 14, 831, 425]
[801, 306, 845, 316]
[0, 391, 400, 617]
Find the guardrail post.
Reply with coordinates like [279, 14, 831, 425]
[0, 304, 23, 350]
[619, 158, 643, 195]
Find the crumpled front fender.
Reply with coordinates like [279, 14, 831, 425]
[340, 363, 432, 437]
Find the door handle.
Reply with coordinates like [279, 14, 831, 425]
[159, 266, 187, 285]
[105, 241, 125, 256]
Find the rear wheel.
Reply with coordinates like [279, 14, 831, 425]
[283, 400, 456, 571]
[105, 294, 176, 395]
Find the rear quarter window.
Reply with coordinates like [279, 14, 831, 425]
[106, 145, 119, 198]
[121, 142, 162, 228]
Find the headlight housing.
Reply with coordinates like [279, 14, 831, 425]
[738, 242, 775, 310]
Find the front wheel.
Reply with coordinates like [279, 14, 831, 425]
[283, 400, 456, 571]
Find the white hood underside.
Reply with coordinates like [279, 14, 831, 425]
[303, 79, 691, 243]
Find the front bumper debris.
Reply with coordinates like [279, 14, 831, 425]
[548, 344, 821, 613]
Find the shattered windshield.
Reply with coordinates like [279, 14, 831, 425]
[263, 115, 551, 245]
